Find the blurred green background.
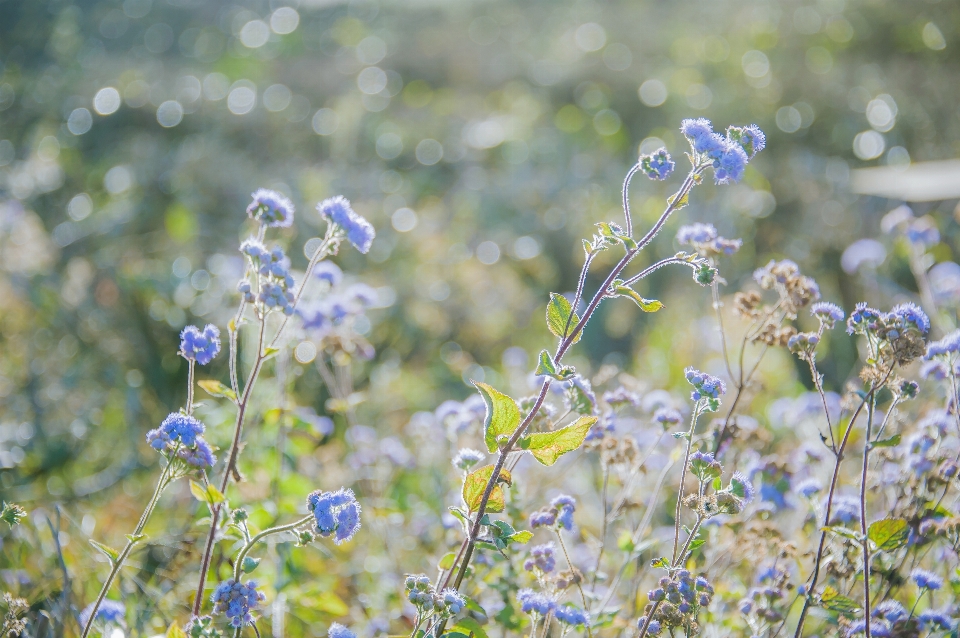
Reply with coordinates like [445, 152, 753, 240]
[1, 0, 959, 634]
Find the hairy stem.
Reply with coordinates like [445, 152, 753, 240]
[859, 395, 876, 638]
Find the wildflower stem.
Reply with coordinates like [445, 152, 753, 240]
[435, 171, 700, 637]
[232, 515, 313, 581]
[193, 233, 335, 616]
[859, 395, 877, 638]
[636, 516, 704, 638]
[619, 257, 700, 288]
[80, 460, 173, 638]
[187, 360, 195, 416]
[793, 371, 892, 638]
[622, 162, 641, 237]
[673, 405, 703, 564]
[555, 531, 592, 638]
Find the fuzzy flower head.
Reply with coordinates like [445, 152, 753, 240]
[452, 448, 485, 471]
[440, 588, 466, 615]
[211, 579, 265, 628]
[889, 302, 931, 335]
[918, 608, 956, 631]
[554, 604, 590, 626]
[314, 260, 344, 286]
[846, 302, 882, 335]
[79, 600, 126, 627]
[552, 494, 577, 530]
[517, 589, 556, 616]
[180, 324, 221, 365]
[873, 600, 907, 625]
[523, 542, 557, 574]
[676, 223, 718, 246]
[729, 471, 755, 503]
[246, 188, 294, 228]
[328, 623, 356, 638]
[654, 407, 683, 427]
[640, 147, 675, 181]
[679, 118, 761, 184]
[307, 488, 361, 544]
[317, 196, 375, 254]
[178, 438, 216, 469]
[727, 124, 766, 159]
[829, 496, 861, 525]
[911, 568, 943, 590]
[684, 367, 726, 411]
[147, 412, 205, 450]
[811, 302, 845, 329]
[925, 330, 960, 359]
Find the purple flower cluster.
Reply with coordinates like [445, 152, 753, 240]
[523, 542, 556, 573]
[180, 324, 221, 365]
[328, 623, 356, 638]
[911, 567, 943, 590]
[318, 196, 375, 254]
[246, 188, 294, 228]
[554, 604, 590, 626]
[640, 147, 675, 181]
[925, 329, 960, 359]
[299, 283, 378, 334]
[307, 488, 361, 544]
[529, 494, 576, 530]
[146, 413, 215, 468]
[516, 588, 556, 615]
[684, 367, 726, 406]
[680, 118, 763, 184]
[810, 302, 845, 329]
[676, 223, 717, 245]
[211, 579, 265, 628]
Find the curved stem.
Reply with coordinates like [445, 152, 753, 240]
[622, 163, 641, 237]
[233, 515, 313, 581]
[555, 531, 592, 638]
[620, 257, 699, 288]
[673, 405, 703, 563]
[859, 396, 876, 638]
[80, 462, 172, 638]
[434, 172, 700, 636]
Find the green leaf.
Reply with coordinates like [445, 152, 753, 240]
[651, 556, 669, 570]
[438, 552, 457, 570]
[821, 525, 862, 543]
[667, 191, 689, 210]
[197, 379, 237, 401]
[507, 530, 533, 544]
[473, 381, 521, 453]
[189, 480, 226, 507]
[89, 539, 120, 564]
[442, 632, 470, 638]
[448, 507, 469, 526]
[820, 586, 860, 616]
[518, 415, 597, 465]
[125, 533, 146, 543]
[534, 350, 577, 381]
[868, 518, 909, 551]
[241, 556, 261, 573]
[166, 622, 188, 638]
[546, 293, 581, 343]
[614, 285, 664, 312]
[263, 347, 280, 358]
[462, 466, 512, 514]
[452, 617, 489, 638]
[872, 433, 901, 449]
[618, 531, 635, 553]
[491, 520, 516, 537]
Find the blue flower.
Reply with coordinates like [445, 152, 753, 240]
[684, 367, 726, 406]
[715, 143, 748, 184]
[318, 196, 375, 254]
[845, 619, 891, 636]
[524, 543, 557, 573]
[638, 617, 662, 634]
[925, 330, 960, 359]
[246, 188, 295, 228]
[551, 494, 576, 530]
[441, 588, 466, 614]
[555, 604, 590, 626]
[180, 324, 221, 365]
[640, 147, 675, 181]
[79, 599, 125, 626]
[727, 124, 766, 159]
[307, 488, 361, 544]
[681, 118, 723, 155]
[314, 261, 344, 286]
[918, 608, 955, 630]
[178, 438, 216, 468]
[147, 412, 205, 450]
[328, 623, 356, 638]
[846, 302, 882, 335]
[676, 223, 718, 246]
[654, 407, 682, 426]
[530, 509, 557, 528]
[889, 302, 931, 335]
[811, 302, 845, 328]
[260, 281, 295, 315]
[516, 589, 556, 615]
[211, 579, 265, 628]
[911, 568, 943, 590]
[872, 599, 907, 624]
[452, 448, 484, 471]
[795, 478, 822, 498]
[829, 496, 860, 524]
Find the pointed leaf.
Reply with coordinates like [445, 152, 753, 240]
[189, 480, 208, 503]
[263, 347, 280, 358]
[519, 416, 597, 466]
[535, 350, 558, 377]
[821, 525, 862, 543]
[166, 623, 188, 638]
[614, 285, 664, 312]
[453, 617, 489, 638]
[546, 293, 581, 343]
[438, 552, 457, 570]
[508, 530, 533, 544]
[462, 465, 512, 514]
[241, 556, 261, 573]
[820, 586, 860, 616]
[872, 434, 901, 449]
[125, 533, 147, 543]
[197, 380, 237, 401]
[473, 382, 521, 453]
[868, 518, 909, 551]
[667, 191, 689, 210]
[89, 539, 120, 564]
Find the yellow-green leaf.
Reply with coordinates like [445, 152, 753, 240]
[615, 285, 664, 312]
[197, 380, 237, 401]
[166, 622, 188, 638]
[462, 466, 512, 514]
[546, 293, 581, 343]
[667, 191, 689, 210]
[189, 480, 225, 506]
[820, 586, 860, 616]
[438, 552, 457, 570]
[509, 530, 533, 544]
[868, 518, 909, 551]
[473, 382, 521, 453]
[89, 539, 120, 564]
[453, 617, 489, 638]
[519, 416, 597, 465]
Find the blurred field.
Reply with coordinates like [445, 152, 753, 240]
[1, 0, 959, 635]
